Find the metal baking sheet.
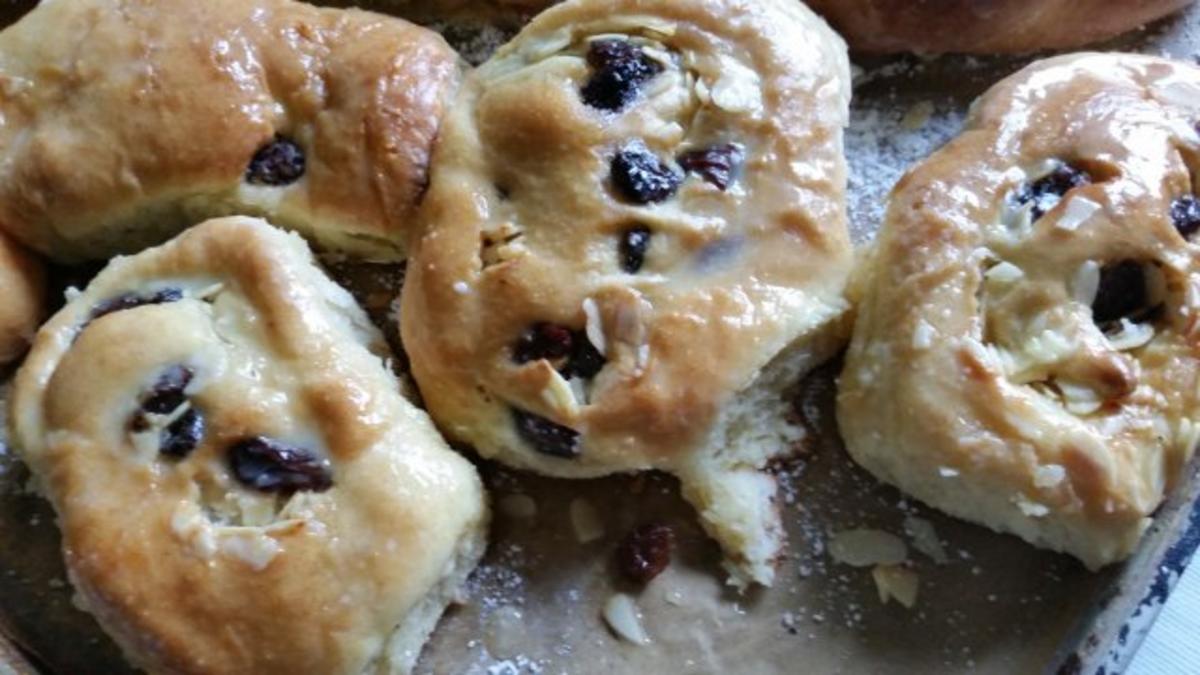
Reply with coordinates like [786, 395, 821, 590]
[2, 2, 1200, 673]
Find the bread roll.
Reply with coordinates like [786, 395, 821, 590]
[840, 53, 1200, 568]
[402, 0, 853, 587]
[10, 217, 488, 674]
[805, 0, 1194, 53]
[0, 0, 460, 262]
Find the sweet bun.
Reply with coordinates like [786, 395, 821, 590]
[402, 0, 853, 587]
[804, 0, 1194, 54]
[0, 231, 42, 366]
[0, 0, 459, 262]
[839, 53, 1200, 568]
[9, 217, 487, 674]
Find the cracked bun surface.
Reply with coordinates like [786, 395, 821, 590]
[402, 0, 852, 587]
[0, 0, 460, 262]
[9, 217, 487, 674]
[839, 53, 1200, 568]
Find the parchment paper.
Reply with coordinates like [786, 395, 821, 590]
[1, 3, 1200, 674]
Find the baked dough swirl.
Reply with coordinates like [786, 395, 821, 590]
[402, 0, 852, 587]
[840, 53, 1200, 568]
[0, 0, 460, 262]
[10, 217, 487, 674]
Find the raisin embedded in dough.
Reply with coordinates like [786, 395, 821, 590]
[90, 288, 183, 322]
[513, 323, 575, 364]
[229, 436, 333, 494]
[245, 136, 306, 186]
[678, 143, 745, 190]
[618, 225, 652, 273]
[1092, 260, 1157, 327]
[611, 141, 682, 204]
[581, 39, 664, 112]
[1171, 195, 1200, 239]
[1014, 163, 1093, 221]
[513, 408, 581, 458]
[159, 409, 204, 459]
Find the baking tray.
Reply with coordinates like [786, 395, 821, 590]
[1, 2, 1200, 674]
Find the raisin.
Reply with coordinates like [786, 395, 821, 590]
[677, 143, 744, 191]
[1092, 260, 1152, 326]
[513, 323, 606, 379]
[128, 365, 203, 459]
[140, 365, 194, 415]
[616, 523, 673, 584]
[580, 39, 663, 112]
[159, 408, 204, 458]
[245, 135, 306, 186]
[90, 287, 183, 322]
[514, 323, 575, 364]
[564, 333, 605, 379]
[512, 408, 580, 458]
[229, 436, 333, 494]
[611, 142, 680, 204]
[1171, 195, 1200, 239]
[1014, 163, 1092, 222]
[618, 226, 651, 273]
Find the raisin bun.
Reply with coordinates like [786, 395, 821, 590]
[0, 0, 459, 263]
[804, 0, 1194, 54]
[0, 231, 42, 366]
[402, 0, 852, 587]
[9, 217, 488, 674]
[840, 53, 1200, 568]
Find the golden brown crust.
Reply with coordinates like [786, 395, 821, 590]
[0, 230, 42, 365]
[805, 0, 1194, 53]
[0, 0, 460, 262]
[10, 217, 487, 674]
[839, 53, 1200, 567]
[402, 0, 851, 585]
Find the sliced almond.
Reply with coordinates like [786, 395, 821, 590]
[570, 498, 605, 543]
[828, 529, 907, 567]
[603, 593, 650, 645]
[873, 565, 919, 608]
[903, 516, 948, 565]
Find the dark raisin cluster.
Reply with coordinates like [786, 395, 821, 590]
[581, 39, 663, 112]
[1092, 260, 1160, 329]
[245, 135, 306, 186]
[129, 365, 204, 459]
[512, 408, 581, 458]
[229, 436, 334, 494]
[1013, 163, 1092, 222]
[1171, 195, 1200, 239]
[508, 321, 605, 458]
[513, 322, 605, 379]
[616, 522, 673, 584]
